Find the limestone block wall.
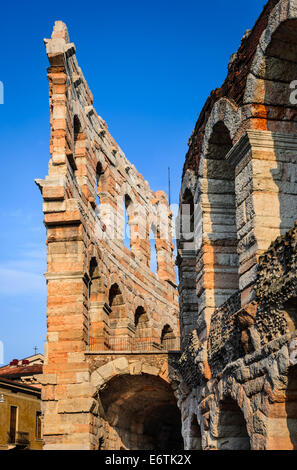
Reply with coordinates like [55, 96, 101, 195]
[177, 225, 297, 450]
[177, 0, 297, 450]
[37, 21, 179, 450]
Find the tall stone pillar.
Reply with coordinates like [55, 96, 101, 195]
[227, 130, 297, 306]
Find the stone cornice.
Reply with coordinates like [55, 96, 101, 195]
[44, 271, 85, 281]
[226, 130, 297, 168]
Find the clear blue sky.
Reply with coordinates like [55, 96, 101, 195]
[0, 0, 267, 363]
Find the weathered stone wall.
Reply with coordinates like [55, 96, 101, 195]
[37, 21, 179, 450]
[177, 0, 297, 451]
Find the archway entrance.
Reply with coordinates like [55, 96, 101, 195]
[99, 374, 183, 450]
[217, 397, 250, 450]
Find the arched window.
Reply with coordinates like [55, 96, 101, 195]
[134, 307, 150, 351]
[161, 325, 176, 351]
[108, 283, 130, 351]
[180, 189, 194, 244]
[89, 258, 100, 299]
[248, 18, 297, 235]
[123, 195, 132, 250]
[150, 226, 158, 274]
[88, 258, 108, 350]
[177, 186, 198, 342]
[217, 397, 250, 450]
[68, 115, 82, 172]
[96, 162, 103, 209]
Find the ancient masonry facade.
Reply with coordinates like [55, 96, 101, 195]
[36, 22, 181, 450]
[177, 0, 297, 450]
[38, 0, 297, 451]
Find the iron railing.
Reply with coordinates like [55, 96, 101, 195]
[107, 336, 180, 352]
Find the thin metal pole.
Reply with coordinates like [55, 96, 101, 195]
[168, 167, 171, 207]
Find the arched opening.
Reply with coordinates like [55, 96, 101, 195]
[180, 188, 195, 245]
[134, 307, 151, 351]
[149, 226, 158, 274]
[68, 115, 83, 172]
[123, 195, 132, 250]
[88, 258, 107, 351]
[188, 414, 202, 450]
[96, 162, 103, 209]
[108, 283, 128, 350]
[73, 115, 84, 160]
[161, 325, 177, 351]
[204, 122, 239, 311]
[260, 19, 297, 234]
[262, 19, 297, 112]
[178, 187, 198, 341]
[99, 374, 183, 450]
[217, 397, 250, 450]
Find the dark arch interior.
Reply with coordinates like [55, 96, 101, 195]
[96, 161, 103, 207]
[134, 307, 151, 351]
[263, 19, 297, 107]
[161, 325, 176, 350]
[180, 188, 194, 243]
[100, 374, 183, 450]
[189, 414, 202, 450]
[108, 284, 126, 346]
[123, 195, 132, 249]
[217, 397, 250, 450]
[73, 115, 82, 138]
[89, 258, 100, 297]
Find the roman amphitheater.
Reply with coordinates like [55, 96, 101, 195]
[37, 0, 297, 450]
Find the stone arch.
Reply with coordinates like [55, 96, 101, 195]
[95, 161, 103, 208]
[88, 257, 108, 351]
[149, 223, 158, 274]
[160, 324, 177, 351]
[201, 98, 241, 158]
[91, 368, 183, 450]
[123, 194, 133, 250]
[245, 0, 297, 131]
[134, 306, 152, 351]
[215, 395, 251, 450]
[197, 118, 240, 327]
[187, 413, 202, 450]
[180, 188, 195, 245]
[91, 357, 171, 389]
[177, 173, 198, 341]
[73, 114, 85, 158]
[243, 0, 297, 244]
[108, 282, 131, 350]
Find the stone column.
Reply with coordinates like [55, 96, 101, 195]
[226, 130, 297, 306]
[177, 250, 198, 342]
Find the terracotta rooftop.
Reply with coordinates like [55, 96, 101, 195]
[0, 364, 43, 379]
